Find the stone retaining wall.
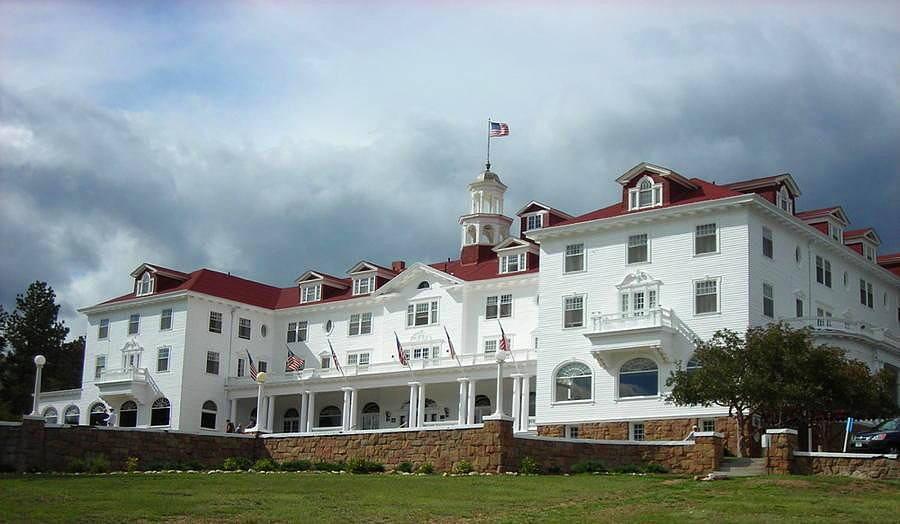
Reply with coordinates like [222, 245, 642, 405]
[765, 428, 898, 480]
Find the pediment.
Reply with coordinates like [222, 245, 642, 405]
[492, 237, 535, 252]
[616, 270, 662, 289]
[122, 338, 143, 353]
[372, 263, 463, 296]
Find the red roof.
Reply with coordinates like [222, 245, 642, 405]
[559, 178, 744, 227]
[843, 228, 873, 239]
[795, 207, 841, 220]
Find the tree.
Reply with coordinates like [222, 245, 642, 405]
[0, 282, 84, 418]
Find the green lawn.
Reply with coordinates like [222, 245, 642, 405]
[0, 473, 897, 523]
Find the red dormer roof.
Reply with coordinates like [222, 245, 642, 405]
[878, 253, 900, 276]
[844, 228, 881, 245]
[795, 206, 850, 225]
[724, 173, 801, 197]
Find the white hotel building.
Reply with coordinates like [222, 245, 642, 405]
[36, 162, 900, 452]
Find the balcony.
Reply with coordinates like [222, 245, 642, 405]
[785, 318, 900, 350]
[95, 367, 157, 404]
[585, 308, 695, 369]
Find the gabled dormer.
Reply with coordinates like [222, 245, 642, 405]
[346, 261, 398, 296]
[294, 271, 349, 304]
[515, 201, 573, 238]
[492, 237, 539, 274]
[724, 173, 801, 214]
[616, 163, 699, 212]
[129, 263, 190, 297]
[844, 228, 881, 263]
[796, 206, 850, 243]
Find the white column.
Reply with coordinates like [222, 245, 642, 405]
[341, 387, 352, 431]
[230, 398, 238, 425]
[467, 379, 476, 424]
[350, 388, 359, 430]
[299, 392, 309, 433]
[416, 383, 426, 428]
[457, 378, 469, 425]
[407, 382, 419, 428]
[511, 373, 522, 432]
[251, 381, 265, 432]
[31, 356, 46, 416]
[266, 395, 276, 432]
[306, 391, 316, 432]
[492, 360, 505, 417]
[520, 375, 531, 432]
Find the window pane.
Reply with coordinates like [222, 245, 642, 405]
[499, 294, 512, 318]
[565, 244, 584, 273]
[485, 296, 498, 319]
[627, 234, 648, 263]
[695, 224, 717, 254]
[620, 369, 658, 397]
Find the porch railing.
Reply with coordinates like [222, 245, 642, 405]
[785, 317, 900, 348]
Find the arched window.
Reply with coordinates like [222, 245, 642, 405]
[64, 405, 80, 425]
[473, 394, 491, 423]
[283, 408, 300, 432]
[151, 397, 171, 426]
[465, 225, 477, 245]
[629, 176, 662, 210]
[481, 225, 495, 244]
[362, 402, 380, 414]
[319, 405, 341, 427]
[120, 401, 137, 427]
[417, 281, 430, 289]
[619, 358, 659, 398]
[200, 401, 217, 430]
[89, 402, 108, 426]
[137, 272, 154, 296]
[555, 362, 592, 402]
[686, 355, 701, 374]
[43, 407, 58, 424]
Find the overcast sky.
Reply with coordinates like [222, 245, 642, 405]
[1, 1, 898, 338]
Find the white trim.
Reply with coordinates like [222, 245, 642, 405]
[692, 276, 722, 316]
[562, 294, 586, 329]
[794, 451, 898, 459]
[765, 428, 799, 435]
[693, 222, 720, 257]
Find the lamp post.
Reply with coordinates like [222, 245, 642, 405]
[31, 355, 46, 416]
[491, 350, 508, 417]
[250, 372, 267, 432]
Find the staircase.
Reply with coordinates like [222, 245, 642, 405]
[712, 457, 767, 477]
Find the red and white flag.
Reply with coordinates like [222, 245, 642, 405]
[395, 331, 409, 367]
[498, 320, 510, 353]
[489, 121, 510, 137]
[444, 325, 457, 361]
[328, 339, 344, 376]
[285, 346, 305, 372]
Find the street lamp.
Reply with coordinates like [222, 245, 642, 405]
[31, 355, 46, 416]
[249, 372, 267, 432]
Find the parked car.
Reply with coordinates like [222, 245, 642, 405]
[850, 418, 900, 454]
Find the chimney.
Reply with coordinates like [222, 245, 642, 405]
[391, 260, 406, 273]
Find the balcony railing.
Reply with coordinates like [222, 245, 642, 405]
[785, 318, 900, 348]
[97, 367, 150, 385]
[590, 308, 674, 333]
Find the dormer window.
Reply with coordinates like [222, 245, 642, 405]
[628, 176, 662, 210]
[500, 253, 526, 274]
[136, 272, 154, 296]
[525, 213, 543, 231]
[352, 275, 375, 296]
[778, 186, 793, 213]
[828, 223, 843, 243]
[300, 284, 321, 303]
[864, 244, 877, 262]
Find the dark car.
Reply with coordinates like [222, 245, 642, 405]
[850, 418, 900, 454]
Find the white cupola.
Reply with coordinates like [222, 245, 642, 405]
[458, 168, 513, 255]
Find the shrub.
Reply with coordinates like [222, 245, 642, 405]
[253, 458, 279, 471]
[417, 463, 434, 475]
[124, 457, 139, 473]
[611, 464, 641, 474]
[570, 460, 606, 474]
[546, 465, 562, 475]
[67, 458, 86, 473]
[396, 461, 414, 473]
[280, 460, 312, 472]
[222, 457, 252, 471]
[518, 456, 541, 475]
[85, 454, 110, 474]
[452, 460, 473, 474]
[314, 461, 345, 472]
[642, 463, 669, 474]
[347, 458, 385, 474]
[180, 460, 203, 471]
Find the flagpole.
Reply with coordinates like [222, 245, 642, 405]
[486, 118, 491, 170]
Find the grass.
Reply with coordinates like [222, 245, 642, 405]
[0, 473, 897, 522]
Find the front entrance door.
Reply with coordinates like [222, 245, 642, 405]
[361, 402, 380, 430]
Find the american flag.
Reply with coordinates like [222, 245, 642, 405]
[328, 339, 344, 376]
[395, 332, 408, 366]
[285, 346, 305, 372]
[247, 350, 258, 381]
[489, 121, 509, 137]
[443, 325, 457, 360]
[498, 320, 510, 353]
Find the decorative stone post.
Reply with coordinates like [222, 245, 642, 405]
[766, 429, 798, 475]
[407, 382, 420, 428]
[457, 378, 469, 425]
[31, 355, 46, 416]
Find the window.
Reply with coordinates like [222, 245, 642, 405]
[412, 346, 439, 360]
[630, 422, 645, 441]
[90, 403, 108, 426]
[157, 347, 170, 372]
[859, 279, 874, 308]
[238, 318, 251, 340]
[526, 214, 543, 231]
[816, 307, 833, 328]
[500, 253, 526, 273]
[694, 223, 718, 255]
[694, 279, 719, 315]
[283, 408, 300, 432]
[349, 312, 373, 336]
[151, 398, 171, 426]
[815, 256, 832, 287]
[564, 244, 585, 273]
[407, 300, 438, 327]
[628, 176, 662, 210]
[555, 362, 592, 402]
[94, 355, 106, 379]
[324, 320, 334, 334]
[621, 290, 654, 317]
[353, 276, 375, 295]
[319, 406, 342, 427]
[320, 354, 331, 368]
[200, 401, 217, 430]
[159, 308, 173, 330]
[417, 281, 430, 289]
[258, 361, 267, 373]
[627, 233, 649, 264]
[864, 244, 877, 262]
[347, 352, 371, 367]
[206, 351, 220, 374]
[563, 295, 584, 328]
[619, 358, 659, 398]
[301, 284, 321, 303]
[64, 405, 80, 425]
[237, 358, 245, 377]
[119, 401, 137, 427]
[829, 223, 843, 242]
[762, 226, 773, 259]
[260, 324, 267, 338]
[686, 356, 701, 374]
[287, 321, 308, 343]
[209, 311, 223, 333]
[43, 407, 58, 424]
[565, 425, 579, 439]
[98, 318, 109, 339]
[778, 186, 793, 213]
[136, 272, 154, 296]
[795, 246, 802, 264]
[796, 297, 804, 318]
[843, 271, 849, 288]
[763, 282, 774, 318]
[486, 294, 512, 319]
[128, 314, 140, 335]
[702, 419, 716, 433]
[483, 339, 497, 355]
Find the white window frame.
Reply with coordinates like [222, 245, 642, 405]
[411, 346, 440, 360]
[157, 347, 170, 373]
[701, 419, 716, 433]
[483, 338, 498, 355]
[563, 294, 585, 329]
[286, 320, 308, 343]
[626, 233, 649, 264]
[98, 318, 109, 340]
[829, 222, 843, 243]
[630, 422, 646, 441]
[777, 186, 793, 214]
[136, 272, 154, 296]
[762, 226, 774, 259]
[349, 312, 373, 336]
[565, 425, 580, 439]
[160, 308, 173, 331]
[301, 284, 322, 304]
[815, 256, 832, 288]
[127, 313, 140, 335]
[209, 311, 223, 333]
[94, 355, 106, 379]
[628, 176, 663, 211]
[553, 361, 593, 403]
[694, 223, 719, 256]
[864, 244, 877, 262]
[618, 358, 660, 400]
[859, 278, 874, 308]
[762, 282, 775, 319]
[237, 358, 246, 377]
[320, 353, 331, 369]
[206, 351, 220, 375]
[500, 252, 526, 274]
[238, 317, 251, 340]
[352, 275, 375, 296]
[406, 300, 439, 328]
[693, 277, 721, 316]
[485, 294, 513, 319]
[524, 213, 544, 232]
[564, 243, 585, 274]
[347, 351, 371, 367]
